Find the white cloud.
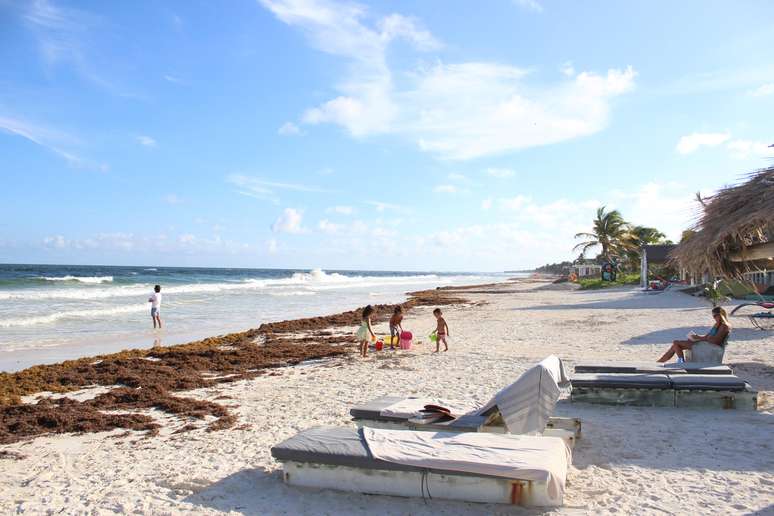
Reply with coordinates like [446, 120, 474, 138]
[675, 132, 730, 154]
[481, 198, 492, 210]
[272, 208, 304, 233]
[326, 205, 354, 215]
[228, 174, 331, 194]
[447, 172, 468, 182]
[164, 74, 183, 84]
[136, 135, 156, 147]
[486, 167, 515, 178]
[560, 61, 575, 77]
[267, 238, 278, 254]
[318, 219, 342, 234]
[750, 83, 774, 97]
[676, 132, 773, 159]
[278, 122, 302, 135]
[317, 167, 334, 175]
[499, 195, 530, 210]
[433, 184, 458, 194]
[163, 193, 182, 205]
[513, 0, 543, 13]
[260, 0, 635, 160]
[42, 232, 251, 254]
[726, 139, 774, 159]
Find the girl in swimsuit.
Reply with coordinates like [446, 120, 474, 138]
[657, 306, 730, 363]
[389, 306, 403, 350]
[356, 305, 376, 358]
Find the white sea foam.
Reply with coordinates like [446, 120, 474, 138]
[0, 304, 147, 328]
[40, 275, 114, 284]
[0, 269, 457, 301]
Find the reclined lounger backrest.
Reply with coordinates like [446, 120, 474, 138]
[474, 355, 570, 435]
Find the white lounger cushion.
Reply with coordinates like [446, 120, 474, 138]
[363, 427, 570, 501]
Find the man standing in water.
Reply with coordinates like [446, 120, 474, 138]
[148, 284, 162, 328]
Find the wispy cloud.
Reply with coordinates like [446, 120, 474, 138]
[136, 135, 157, 147]
[227, 174, 333, 204]
[164, 193, 182, 205]
[364, 200, 405, 213]
[278, 122, 302, 136]
[0, 115, 107, 171]
[22, 0, 138, 97]
[726, 139, 774, 159]
[326, 205, 354, 215]
[260, 0, 635, 160]
[486, 167, 515, 178]
[513, 0, 543, 13]
[750, 83, 774, 97]
[433, 184, 459, 194]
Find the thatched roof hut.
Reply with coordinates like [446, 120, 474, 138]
[670, 165, 774, 279]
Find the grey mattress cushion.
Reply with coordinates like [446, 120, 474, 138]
[349, 396, 415, 421]
[571, 373, 672, 389]
[575, 363, 732, 375]
[271, 426, 499, 478]
[670, 374, 748, 391]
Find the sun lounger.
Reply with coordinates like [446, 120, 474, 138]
[574, 362, 733, 374]
[271, 426, 570, 507]
[350, 356, 581, 444]
[570, 373, 757, 409]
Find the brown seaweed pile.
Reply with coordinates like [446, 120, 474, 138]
[0, 288, 468, 445]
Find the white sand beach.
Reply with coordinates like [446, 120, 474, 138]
[1, 278, 773, 515]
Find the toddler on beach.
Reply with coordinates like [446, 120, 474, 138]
[356, 305, 376, 358]
[388, 306, 403, 350]
[148, 285, 162, 329]
[432, 308, 449, 352]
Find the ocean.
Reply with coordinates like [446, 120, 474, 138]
[0, 264, 509, 371]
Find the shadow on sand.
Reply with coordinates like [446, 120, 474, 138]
[513, 292, 708, 312]
[623, 326, 767, 345]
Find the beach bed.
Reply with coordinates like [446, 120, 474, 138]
[271, 426, 570, 507]
[573, 362, 733, 374]
[350, 356, 581, 445]
[351, 396, 580, 442]
[570, 373, 757, 409]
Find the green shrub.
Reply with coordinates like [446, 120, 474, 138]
[578, 273, 641, 290]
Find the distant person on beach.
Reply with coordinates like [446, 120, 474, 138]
[432, 308, 449, 352]
[389, 306, 403, 350]
[148, 285, 162, 329]
[356, 305, 376, 358]
[657, 306, 730, 363]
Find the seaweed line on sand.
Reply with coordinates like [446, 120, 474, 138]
[0, 288, 468, 445]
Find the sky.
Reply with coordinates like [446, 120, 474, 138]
[0, 0, 772, 271]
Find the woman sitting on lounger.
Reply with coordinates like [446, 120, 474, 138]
[657, 306, 731, 363]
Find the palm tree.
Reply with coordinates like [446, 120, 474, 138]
[573, 207, 631, 262]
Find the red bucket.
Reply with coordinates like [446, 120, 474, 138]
[375, 340, 384, 351]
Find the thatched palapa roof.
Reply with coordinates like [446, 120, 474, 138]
[670, 165, 774, 278]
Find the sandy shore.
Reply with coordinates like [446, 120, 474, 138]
[1, 278, 773, 514]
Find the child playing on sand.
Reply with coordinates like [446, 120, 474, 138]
[388, 306, 403, 350]
[432, 308, 449, 352]
[148, 285, 162, 329]
[356, 305, 376, 358]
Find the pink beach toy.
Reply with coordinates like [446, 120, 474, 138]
[399, 331, 413, 350]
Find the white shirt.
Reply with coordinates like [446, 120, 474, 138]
[149, 292, 162, 308]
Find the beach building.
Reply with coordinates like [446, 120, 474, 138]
[670, 166, 774, 291]
[573, 263, 602, 278]
[639, 244, 678, 288]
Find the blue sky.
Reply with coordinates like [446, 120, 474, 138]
[1, 0, 772, 271]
